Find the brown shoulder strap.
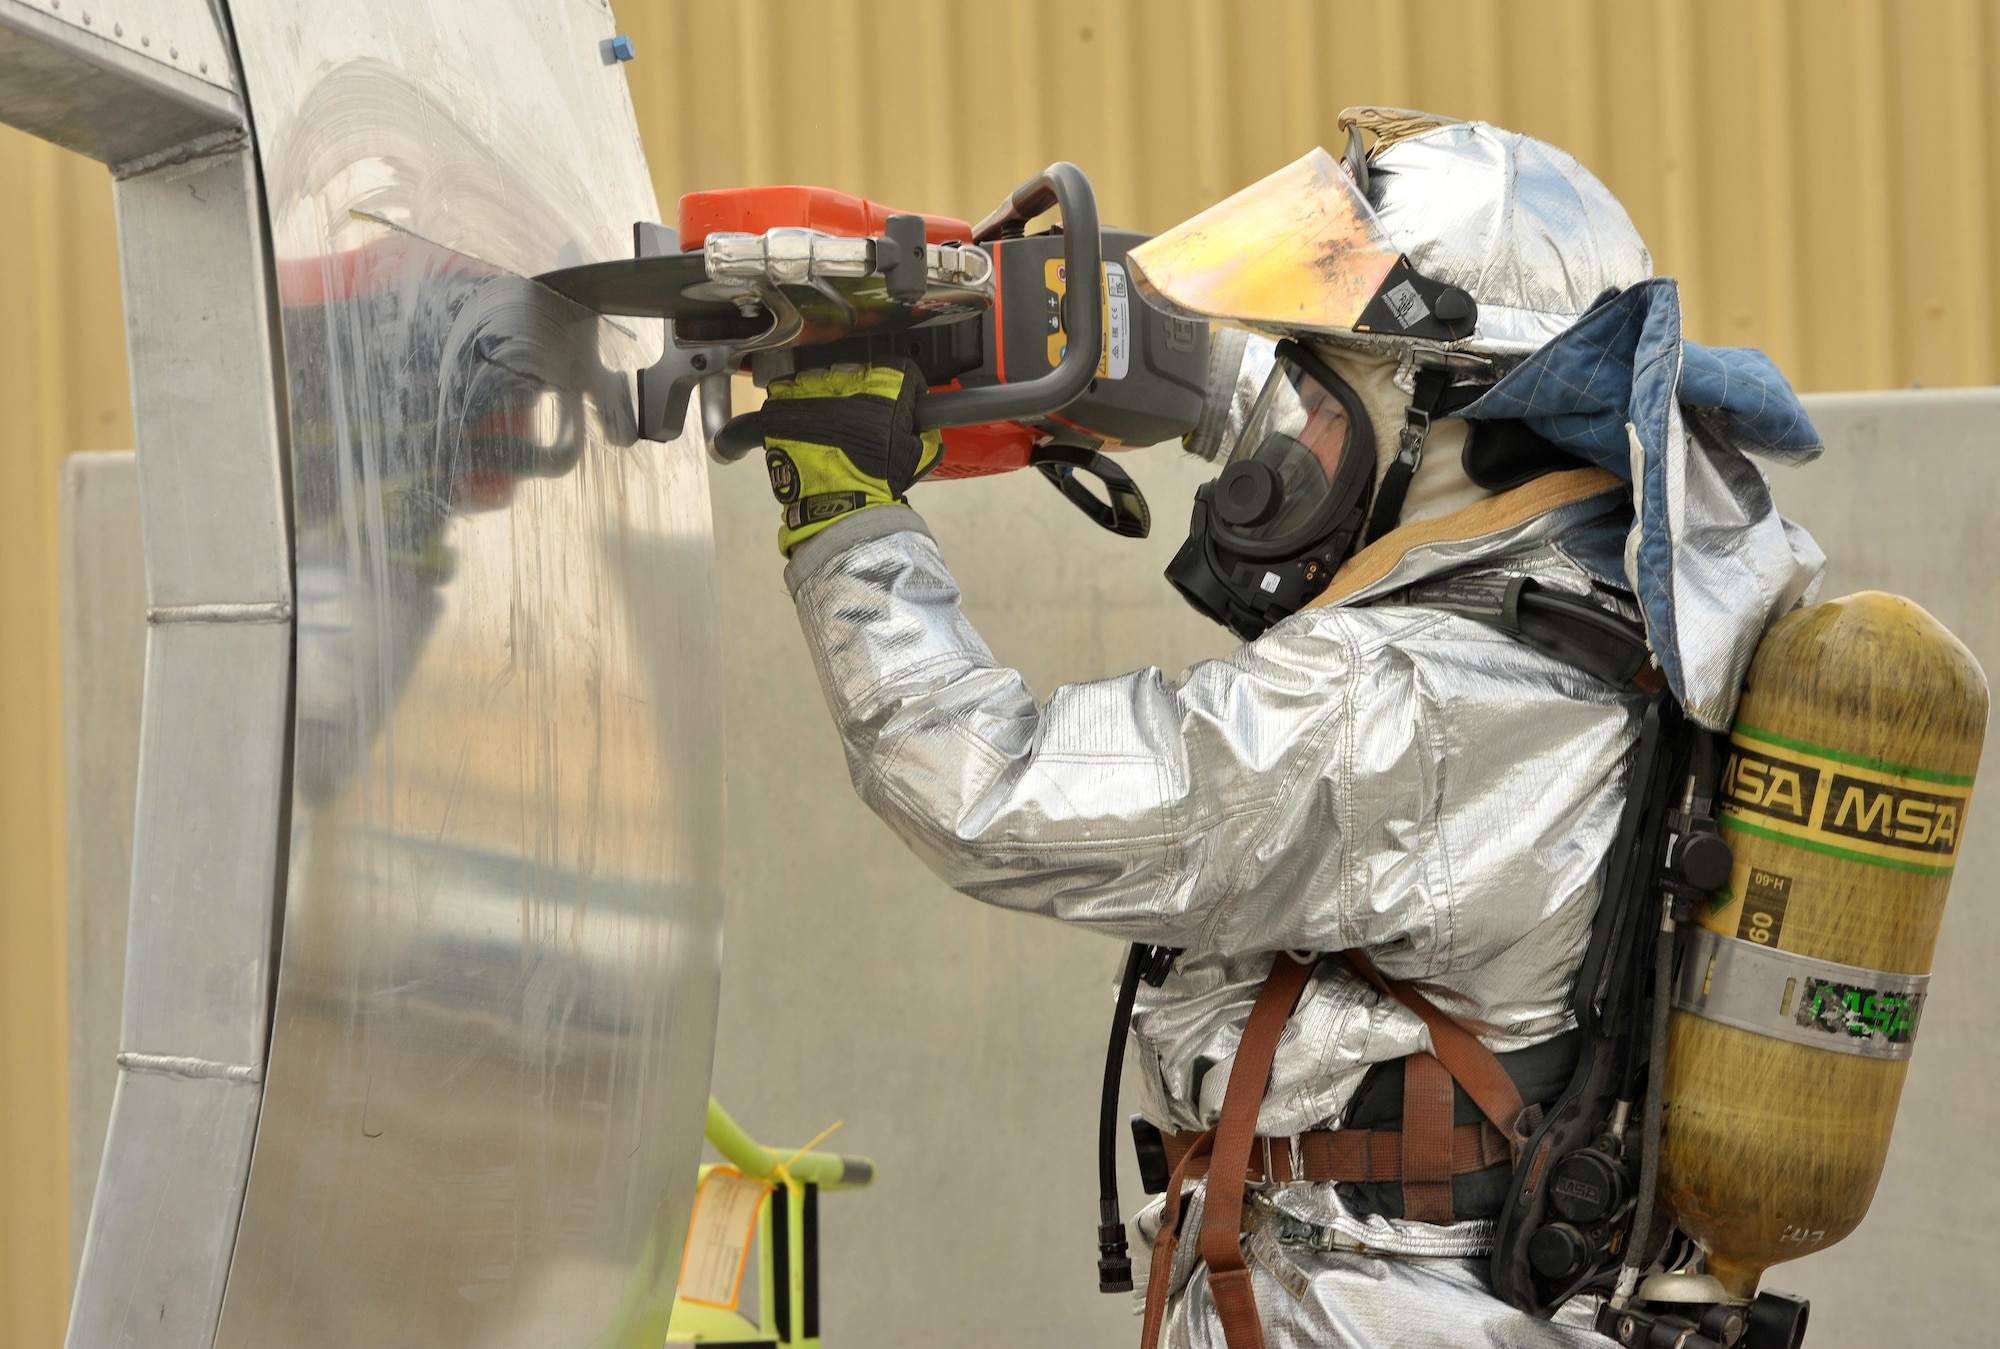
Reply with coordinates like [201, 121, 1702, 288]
[1139, 950, 1528, 1349]
[1139, 953, 1318, 1349]
[1303, 466, 1623, 612]
[1139, 1128, 1211, 1349]
[1342, 950, 1532, 1157]
[1398, 1052, 1457, 1222]
[1198, 952, 1319, 1349]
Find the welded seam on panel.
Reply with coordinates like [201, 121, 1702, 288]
[117, 1052, 263, 1085]
[148, 600, 292, 625]
[113, 126, 248, 180]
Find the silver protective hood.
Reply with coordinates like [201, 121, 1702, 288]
[1363, 115, 1654, 358]
[1179, 275, 1824, 732]
[1450, 277, 1827, 729]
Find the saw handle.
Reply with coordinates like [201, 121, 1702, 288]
[912, 162, 1102, 432]
[1031, 446, 1150, 539]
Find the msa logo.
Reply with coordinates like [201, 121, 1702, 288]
[1822, 774, 1961, 854]
[1551, 1175, 1605, 1209]
[1720, 747, 1819, 825]
[1723, 729, 1973, 869]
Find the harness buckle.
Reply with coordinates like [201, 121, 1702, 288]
[1308, 1223, 1346, 1253]
[1507, 1103, 1545, 1167]
[1396, 419, 1429, 470]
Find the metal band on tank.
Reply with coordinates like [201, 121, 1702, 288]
[1671, 925, 1930, 1061]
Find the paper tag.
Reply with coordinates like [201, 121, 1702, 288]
[677, 1167, 772, 1310]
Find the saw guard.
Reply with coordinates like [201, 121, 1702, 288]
[679, 185, 970, 249]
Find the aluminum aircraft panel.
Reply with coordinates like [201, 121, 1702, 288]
[212, 3, 724, 1345]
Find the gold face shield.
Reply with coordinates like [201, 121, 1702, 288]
[1127, 148, 1477, 347]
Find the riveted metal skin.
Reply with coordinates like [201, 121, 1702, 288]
[201, 4, 725, 1347]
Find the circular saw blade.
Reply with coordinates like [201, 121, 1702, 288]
[535, 253, 753, 321]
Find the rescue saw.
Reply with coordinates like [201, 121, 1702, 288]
[538, 163, 1211, 537]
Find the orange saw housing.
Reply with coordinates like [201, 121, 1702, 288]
[675, 185, 1202, 480]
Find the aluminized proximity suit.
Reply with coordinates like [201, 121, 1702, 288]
[777, 112, 1825, 1348]
[784, 501, 1640, 1347]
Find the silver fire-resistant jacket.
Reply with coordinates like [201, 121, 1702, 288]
[784, 499, 1651, 1349]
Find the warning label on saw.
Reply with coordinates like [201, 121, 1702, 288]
[1718, 727, 1973, 875]
[1043, 258, 1131, 380]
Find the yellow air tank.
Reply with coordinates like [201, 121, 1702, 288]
[1658, 592, 1987, 1298]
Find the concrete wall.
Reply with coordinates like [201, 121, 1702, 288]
[1756, 389, 2000, 1348]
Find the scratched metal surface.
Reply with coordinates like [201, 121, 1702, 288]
[213, 3, 722, 1345]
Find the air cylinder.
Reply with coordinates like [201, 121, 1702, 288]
[1657, 592, 1987, 1297]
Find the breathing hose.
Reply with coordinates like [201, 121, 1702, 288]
[1095, 943, 1148, 1293]
[1615, 894, 1678, 1307]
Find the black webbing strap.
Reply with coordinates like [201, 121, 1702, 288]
[1364, 368, 1452, 545]
[1401, 574, 1662, 695]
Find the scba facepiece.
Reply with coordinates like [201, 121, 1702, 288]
[1166, 340, 1380, 640]
[1140, 139, 1486, 640]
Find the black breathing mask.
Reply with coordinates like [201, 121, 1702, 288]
[1166, 339, 1380, 640]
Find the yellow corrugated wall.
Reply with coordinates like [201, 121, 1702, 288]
[0, 1, 1995, 1342]
[623, 0, 2000, 392]
[0, 129, 132, 1349]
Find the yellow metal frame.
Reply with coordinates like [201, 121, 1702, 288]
[657, 1099, 874, 1348]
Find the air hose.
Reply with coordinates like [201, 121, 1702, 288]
[1095, 944, 1148, 1293]
[1096, 942, 1181, 1293]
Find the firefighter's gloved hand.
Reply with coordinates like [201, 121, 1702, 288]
[761, 361, 943, 556]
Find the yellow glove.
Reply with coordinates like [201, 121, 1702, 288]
[760, 362, 943, 555]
